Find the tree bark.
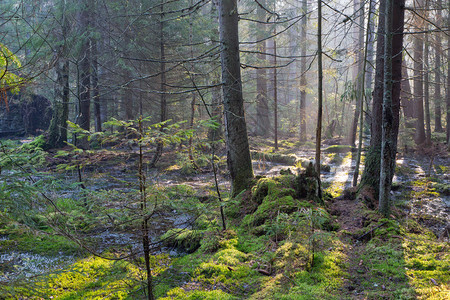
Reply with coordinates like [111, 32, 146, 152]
[348, 0, 365, 146]
[78, 0, 91, 149]
[360, 0, 404, 204]
[424, 32, 431, 145]
[434, 0, 444, 132]
[379, 0, 394, 216]
[92, 36, 102, 132]
[364, 0, 376, 128]
[208, 0, 223, 142]
[273, 35, 278, 151]
[359, 0, 386, 195]
[353, 0, 374, 186]
[299, 0, 308, 142]
[47, 1, 70, 149]
[413, 0, 426, 145]
[218, 0, 254, 196]
[150, 1, 167, 168]
[255, 0, 269, 137]
[379, 0, 405, 216]
[123, 28, 133, 122]
[447, 23, 450, 144]
[61, 58, 69, 144]
[316, 0, 323, 182]
[447, 4, 450, 145]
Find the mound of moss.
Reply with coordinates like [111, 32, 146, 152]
[251, 151, 298, 165]
[323, 145, 353, 153]
[161, 229, 203, 253]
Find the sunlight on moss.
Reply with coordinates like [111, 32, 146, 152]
[2, 254, 173, 299]
[161, 287, 237, 300]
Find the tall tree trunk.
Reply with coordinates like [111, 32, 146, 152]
[359, 0, 386, 197]
[256, 0, 269, 137]
[208, 0, 223, 142]
[447, 8, 450, 145]
[364, 0, 376, 128]
[218, 0, 253, 196]
[434, 0, 444, 132]
[61, 58, 69, 144]
[160, 3, 167, 124]
[47, 1, 70, 149]
[78, 0, 91, 149]
[379, 0, 405, 216]
[299, 0, 308, 142]
[48, 66, 63, 149]
[188, 0, 197, 168]
[379, 0, 394, 216]
[348, 0, 365, 146]
[150, 1, 167, 168]
[124, 31, 133, 122]
[413, 0, 426, 145]
[424, 32, 431, 145]
[316, 0, 323, 182]
[92, 37, 102, 132]
[353, 0, 374, 186]
[273, 34, 278, 151]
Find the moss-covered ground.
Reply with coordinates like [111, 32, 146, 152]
[1, 137, 448, 299]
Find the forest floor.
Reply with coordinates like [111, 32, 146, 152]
[0, 136, 449, 299]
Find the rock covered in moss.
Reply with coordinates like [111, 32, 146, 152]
[251, 151, 297, 165]
[323, 145, 353, 153]
[160, 229, 203, 253]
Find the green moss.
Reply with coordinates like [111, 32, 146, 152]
[6, 231, 80, 256]
[298, 160, 331, 172]
[348, 218, 450, 300]
[278, 139, 297, 149]
[251, 151, 298, 165]
[161, 288, 238, 300]
[273, 241, 309, 273]
[327, 153, 343, 165]
[2, 255, 162, 299]
[161, 228, 203, 253]
[255, 238, 347, 300]
[323, 145, 353, 153]
[244, 195, 297, 227]
[434, 164, 449, 175]
[236, 231, 268, 254]
[214, 248, 248, 265]
[433, 183, 450, 196]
